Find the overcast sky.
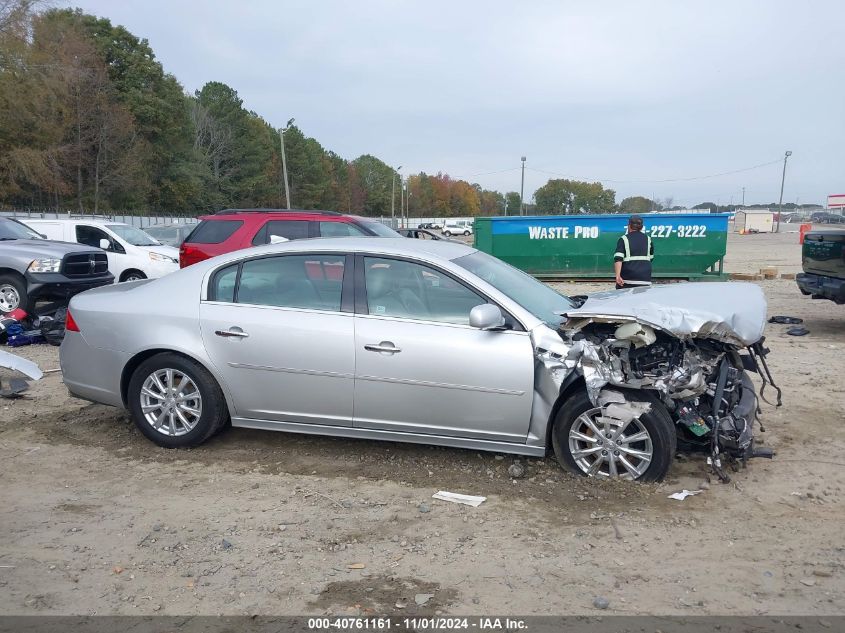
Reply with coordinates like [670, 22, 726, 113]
[72, 0, 844, 207]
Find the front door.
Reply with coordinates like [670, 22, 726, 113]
[353, 256, 534, 443]
[199, 253, 355, 426]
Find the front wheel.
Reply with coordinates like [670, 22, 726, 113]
[463, 230, 471, 236]
[127, 353, 229, 448]
[551, 389, 675, 481]
[0, 274, 29, 314]
[121, 270, 147, 282]
[443, 230, 451, 236]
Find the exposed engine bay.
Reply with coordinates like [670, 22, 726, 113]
[532, 306, 782, 481]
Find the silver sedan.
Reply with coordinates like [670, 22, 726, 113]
[61, 238, 771, 481]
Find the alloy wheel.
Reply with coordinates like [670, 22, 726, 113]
[568, 407, 654, 480]
[140, 368, 203, 436]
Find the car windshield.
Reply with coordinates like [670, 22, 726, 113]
[453, 250, 575, 327]
[106, 224, 160, 246]
[0, 218, 44, 241]
[358, 221, 401, 237]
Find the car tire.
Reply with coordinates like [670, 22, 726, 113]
[551, 389, 675, 482]
[463, 230, 470, 236]
[127, 353, 229, 448]
[0, 273, 30, 315]
[443, 231, 451, 236]
[120, 270, 147, 282]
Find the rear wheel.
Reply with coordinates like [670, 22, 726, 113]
[0, 274, 29, 314]
[443, 230, 452, 236]
[552, 389, 675, 481]
[463, 230, 470, 236]
[127, 353, 228, 448]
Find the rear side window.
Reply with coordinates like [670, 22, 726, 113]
[252, 220, 310, 245]
[210, 264, 238, 302]
[237, 254, 345, 311]
[319, 221, 366, 237]
[185, 220, 243, 244]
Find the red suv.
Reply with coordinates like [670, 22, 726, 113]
[179, 209, 399, 268]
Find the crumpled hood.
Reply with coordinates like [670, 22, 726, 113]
[563, 282, 766, 346]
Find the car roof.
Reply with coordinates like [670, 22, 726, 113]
[208, 208, 346, 218]
[209, 237, 477, 266]
[24, 218, 127, 227]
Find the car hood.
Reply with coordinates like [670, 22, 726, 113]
[0, 239, 103, 258]
[562, 282, 766, 346]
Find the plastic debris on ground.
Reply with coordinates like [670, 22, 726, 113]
[0, 377, 29, 399]
[786, 326, 810, 336]
[432, 491, 486, 507]
[667, 489, 704, 501]
[768, 315, 803, 324]
[0, 350, 43, 380]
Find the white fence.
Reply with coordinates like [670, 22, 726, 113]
[1, 209, 199, 229]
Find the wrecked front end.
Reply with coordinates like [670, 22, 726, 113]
[534, 283, 781, 482]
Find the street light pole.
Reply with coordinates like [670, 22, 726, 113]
[392, 166, 402, 227]
[279, 118, 294, 210]
[520, 156, 526, 215]
[776, 150, 792, 233]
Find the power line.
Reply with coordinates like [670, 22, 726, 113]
[524, 157, 784, 185]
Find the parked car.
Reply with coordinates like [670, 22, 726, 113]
[397, 227, 458, 242]
[0, 216, 113, 313]
[442, 220, 473, 236]
[23, 218, 179, 282]
[796, 229, 845, 304]
[144, 223, 196, 247]
[61, 238, 772, 482]
[179, 209, 400, 268]
[810, 212, 845, 224]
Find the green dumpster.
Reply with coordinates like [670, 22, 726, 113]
[473, 213, 729, 280]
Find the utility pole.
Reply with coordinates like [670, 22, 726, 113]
[520, 156, 526, 215]
[776, 151, 792, 233]
[279, 118, 294, 209]
[504, 196, 508, 216]
[742, 187, 745, 206]
[391, 166, 402, 227]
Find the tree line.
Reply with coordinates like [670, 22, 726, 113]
[0, 2, 822, 218]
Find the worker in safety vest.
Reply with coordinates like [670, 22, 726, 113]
[614, 215, 654, 289]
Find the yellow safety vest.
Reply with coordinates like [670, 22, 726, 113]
[617, 234, 654, 262]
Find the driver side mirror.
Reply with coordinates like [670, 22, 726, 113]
[469, 303, 506, 330]
[99, 238, 111, 250]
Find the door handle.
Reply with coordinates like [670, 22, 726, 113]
[215, 329, 249, 338]
[364, 342, 401, 354]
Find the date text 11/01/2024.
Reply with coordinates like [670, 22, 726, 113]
[307, 617, 528, 630]
[526, 224, 707, 240]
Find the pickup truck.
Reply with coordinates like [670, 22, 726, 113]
[796, 229, 845, 304]
[0, 216, 114, 314]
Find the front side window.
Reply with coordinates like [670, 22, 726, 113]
[0, 219, 43, 240]
[363, 257, 484, 325]
[76, 225, 121, 252]
[220, 254, 344, 311]
[252, 220, 310, 245]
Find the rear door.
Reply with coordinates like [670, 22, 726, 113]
[199, 252, 355, 426]
[352, 255, 534, 443]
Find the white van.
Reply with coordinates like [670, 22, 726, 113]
[23, 218, 179, 282]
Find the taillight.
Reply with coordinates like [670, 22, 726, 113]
[179, 244, 207, 268]
[65, 309, 80, 332]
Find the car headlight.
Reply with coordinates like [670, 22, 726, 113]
[28, 258, 62, 273]
[149, 252, 177, 264]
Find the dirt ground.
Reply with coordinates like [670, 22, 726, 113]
[0, 229, 843, 616]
